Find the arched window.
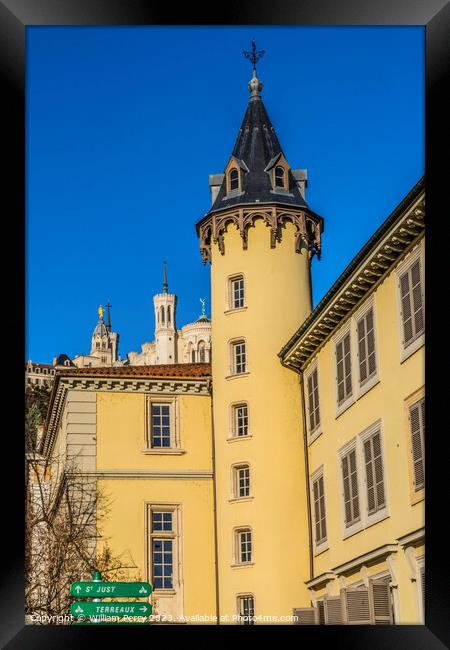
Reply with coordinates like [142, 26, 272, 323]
[198, 341, 206, 363]
[167, 305, 171, 324]
[274, 166, 286, 188]
[161, 305, 165, 325]
[191, 349, 196, 363]
[229, 168, 239, 191]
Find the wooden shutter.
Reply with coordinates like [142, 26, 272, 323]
[420, 565, 425, 621]
[324, 595, 343, 624]
[317, 600, 325, 624]
[400, 269, 414, 345]
[342, 449, 359, 526]
[409, 399, 425, 490]
[307, 373, 315, 431]
[336, 340, 345, 403]
[343, 333, 352, 397]
[293, 607, 319, 624]
[358, 308, 377, 385]
[411, 259, 424, 336]
[313, 474, 327, 544]
[369, 579, 393, 624]
[341, 587, 371, 624]
[364, 432, 385, 514]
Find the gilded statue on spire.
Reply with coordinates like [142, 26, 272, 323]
[98, 305, 104, 319]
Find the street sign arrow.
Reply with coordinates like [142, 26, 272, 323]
[70, 602, 152, 618]
[70, 581, 152, 598]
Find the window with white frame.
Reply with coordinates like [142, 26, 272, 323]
[306, 362, 321, 438]
[335, 331, 353, 406]
[150, 508, 176, 590]
[356, 307, 377, 386]
[235, 528, 252, 564]
[234, 465, 250, 498]
[339, 421, 388, 538]
[409, 397, 425, 492]
[231, 340, 246, 375]
[150, 403, 172, 448]
[237, 595, 255, 625]
[229, 275, 245, 309]
[146, 397, 179, 450]
[311, 468, 327, 550]
[397, 245, 425, 361]
[232, 403, 249, 437]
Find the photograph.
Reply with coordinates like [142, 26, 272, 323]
[24, 24, 425, 626]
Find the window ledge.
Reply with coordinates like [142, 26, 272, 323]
[226, 435, 253, 443]
[142, 449, 186, 455]
[231, 563, 255, 569]
[228, 496, 254, 504]
[336, 396, 356, 419]
[342, 521, 364, 541]
[226, 372, 250, 381]
[308, 428, 323, 445]
[357, 375, 380, 400]
[224, 306, 248, 315]
[313, 542, 329, 557]
[152, 589, 176, 596]
[365, 509, 390, 530]
[410, 489, 425, 506]
[400, 335, 425, 364]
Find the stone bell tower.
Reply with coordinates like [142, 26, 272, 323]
[153, 261, 177, 364]
[196, 42, 324, 620]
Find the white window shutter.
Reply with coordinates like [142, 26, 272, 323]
[410, 399, 425, 490]
[293, 607, 319, 624]
[324, 595, 343, 624]
[411, 260, 424, 336]
[369, 579, 393, 624]
[341, 587, 371, 624]
[400, 269, 413, 345]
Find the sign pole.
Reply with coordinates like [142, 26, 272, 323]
[91, 570, 102, 624]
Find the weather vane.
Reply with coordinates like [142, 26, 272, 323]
[243, 40, 265, 75]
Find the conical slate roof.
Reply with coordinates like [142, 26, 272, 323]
[209, 91, 308, 214]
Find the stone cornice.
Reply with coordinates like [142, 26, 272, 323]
[280, 188, 425, 372]
[40, 374, 210, 458]
[197, 203, 323, 264]
[88, 470, 213, 480]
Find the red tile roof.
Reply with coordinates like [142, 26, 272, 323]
[55, 363, 211, 379]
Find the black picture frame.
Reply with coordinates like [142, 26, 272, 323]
[2, 0, 448, 647]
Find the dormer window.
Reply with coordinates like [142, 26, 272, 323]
[274, 165, 286, 188]
[228, 168, 240, 192]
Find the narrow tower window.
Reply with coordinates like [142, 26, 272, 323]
[230, 275, 245, 309]
[274, 165, 286, 188]
[234, 464, 250, 498]
[237, 596, 255, 625]
[161, 306, 165, 325]
[232, 403, 249, 437]
[236, 528, 252, 564]
[167, 305, 171, 324]
[198, 341, 206, 362]
[231, 340, 246, 374]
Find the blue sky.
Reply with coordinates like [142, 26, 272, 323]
[26, 26, 424, 364]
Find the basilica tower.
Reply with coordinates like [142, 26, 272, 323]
[196, 46, 324, 619]
[153, 262, 178, 364]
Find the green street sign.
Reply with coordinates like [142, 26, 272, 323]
[70, 581, 152, 597]
[70, 602, 152, 618]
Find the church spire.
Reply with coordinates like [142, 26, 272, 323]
[105, 301, 112, 333]
[162, 260, 168, 293]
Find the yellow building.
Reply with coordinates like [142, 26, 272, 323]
[39, 63, 424, 625]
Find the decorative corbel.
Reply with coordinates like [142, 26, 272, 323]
[386, 554, 398, 588]
[405, 546, 419, 583]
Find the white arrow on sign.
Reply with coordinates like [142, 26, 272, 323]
[75, 586, 81, 594]
[139, 586, 147, 594]
[75, 605, 84, 614]
[139, 606, 148, 613]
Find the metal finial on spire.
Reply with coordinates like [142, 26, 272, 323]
[105, 301, 112, 333]
[163, 260, 168, 293]
[200, 298, 206, 317]
[243, 40, 264, 98]
[243, 40, 265, 76]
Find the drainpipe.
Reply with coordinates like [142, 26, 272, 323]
[209, 379, 220, 624]
[280, 359, 314, 584]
